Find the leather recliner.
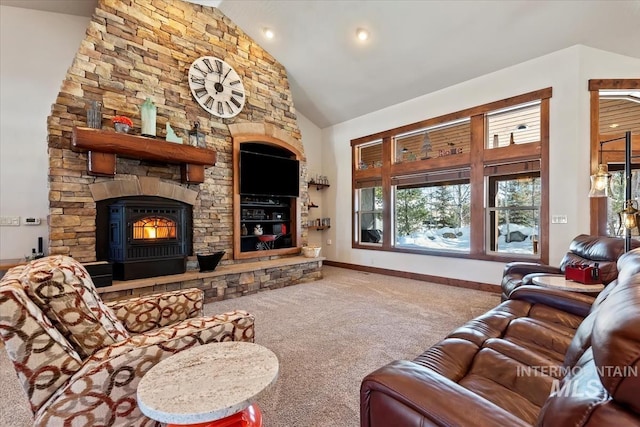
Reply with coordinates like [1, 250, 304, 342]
[360, 247, 640, 427]
[500, 234, 634, 300]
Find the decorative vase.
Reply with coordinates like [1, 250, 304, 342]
[302, 246, 321, 258]
[114, 123, 130, 133]
[87, 100, 102, 129]
[197, 251, 225, 272]
[140, 97, 157, 137]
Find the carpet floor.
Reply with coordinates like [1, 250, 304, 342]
[0, 266, 500, 426]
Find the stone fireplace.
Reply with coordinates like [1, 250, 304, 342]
[45, 0, 308, 270]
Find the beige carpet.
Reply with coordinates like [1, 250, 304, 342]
[0, 266, 500, 426]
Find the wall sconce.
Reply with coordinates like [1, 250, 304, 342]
[189, 121, 205, 148]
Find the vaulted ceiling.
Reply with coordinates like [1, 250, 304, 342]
[3, 0, 640, 128]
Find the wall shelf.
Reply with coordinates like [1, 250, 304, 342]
[72, 127, 217, 184]
[308, 181, 330, 190]
[308, 225, 330, 231]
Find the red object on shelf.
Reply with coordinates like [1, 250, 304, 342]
[565, 265, 600, 284]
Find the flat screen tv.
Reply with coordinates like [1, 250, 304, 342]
[240, 150, 300, 197]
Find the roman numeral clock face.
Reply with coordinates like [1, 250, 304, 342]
[188, 56, 246, 118]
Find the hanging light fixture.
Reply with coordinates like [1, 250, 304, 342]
[588, 139, 613, 198]
[621, 200, 639, 230]
[590, 131, 635, 252]
[588, 163, 613, 197]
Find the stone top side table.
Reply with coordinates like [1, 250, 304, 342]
[137, 341, 279, 425]
[531, 274, 605, 293]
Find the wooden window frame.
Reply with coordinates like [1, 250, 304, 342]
[351, 88, 551, 263]
[589, 79, 640, 236]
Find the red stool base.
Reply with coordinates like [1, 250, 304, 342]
[167, 404, 262, 427]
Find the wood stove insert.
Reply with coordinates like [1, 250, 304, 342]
[106, 197, 192, 280]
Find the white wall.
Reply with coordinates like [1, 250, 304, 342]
[297, 112, 325, 249]
[0, 6, 89, 259]
[320, 45, 640, 285]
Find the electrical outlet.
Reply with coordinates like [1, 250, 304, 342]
[326, 239, 332, 245]
[0, 216, 20, 226]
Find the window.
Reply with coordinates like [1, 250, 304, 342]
[487, 172, 541, 255]
[352, 88, 550, 262]
[588, 79, 640, 237]
[356, 186, 383, 244]
[356, 139, 383, 170]
[394, 177, 471, 252]
[486, 102, 541, 148]
[394, 119, 470, 164]
[605, 168, 640, 237]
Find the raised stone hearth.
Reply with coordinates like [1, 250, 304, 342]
[98, 256, 324, 303]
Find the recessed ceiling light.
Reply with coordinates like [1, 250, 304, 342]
[263, 28, 274, 39]
[610, 124, 619, 128]
[356, 28, 369, 41]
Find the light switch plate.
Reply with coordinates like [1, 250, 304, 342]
[551, 215, 568, 224]
[0, 216, 20, 226]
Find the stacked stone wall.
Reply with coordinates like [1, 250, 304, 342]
[47, 0, 306, 263]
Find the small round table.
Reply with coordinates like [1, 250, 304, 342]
[531, 275, 605, 293]
[137, 341, 279, 427]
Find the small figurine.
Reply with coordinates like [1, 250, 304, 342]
[165, 123, 183, 143]
[253, 225, 263, 236]
[241, 223, 248, 236]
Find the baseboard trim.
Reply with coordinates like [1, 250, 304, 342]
[323, 260, 501, 294]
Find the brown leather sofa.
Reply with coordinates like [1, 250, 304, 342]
[361, 247, 640, 426]
[500, 234, 634, 301]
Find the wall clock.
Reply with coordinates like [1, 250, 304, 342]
[188, 56, 246, 118]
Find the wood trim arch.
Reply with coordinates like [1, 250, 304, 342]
[232, 133, 304, 260]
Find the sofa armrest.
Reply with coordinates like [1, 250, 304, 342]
[360, 360, 529, 427]
[503, 262, 562, 278]
[106, 288, 204, 333]
[34, 310, 255, 427]
[509, 285, 595, 318]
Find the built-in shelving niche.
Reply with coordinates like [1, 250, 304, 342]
[232, 136, 303, 260]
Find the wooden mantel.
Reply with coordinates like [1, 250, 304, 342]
[72, 127, 217, 184]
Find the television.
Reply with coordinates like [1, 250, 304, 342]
[240, 150, 300, 197]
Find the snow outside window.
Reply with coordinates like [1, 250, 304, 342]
[487, 173, 541, 255]
[394, 176, 471, 253]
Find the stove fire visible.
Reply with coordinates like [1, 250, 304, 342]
[108, 198, 191, 280]
[133, 216, 177, 240]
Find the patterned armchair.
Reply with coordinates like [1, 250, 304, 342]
[0, 255, 255, 426]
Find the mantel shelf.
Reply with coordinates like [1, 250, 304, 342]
[72, 127, 217, 184]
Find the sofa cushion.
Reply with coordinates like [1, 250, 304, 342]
[559, 234, 635, 285]
[19, 255, 129, 358]
[0, 266, 83, 413]
[592, 273, 640, 414]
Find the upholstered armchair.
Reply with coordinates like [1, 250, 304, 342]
[500, 234, 634, 301]
[0, 255, 255, 426]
